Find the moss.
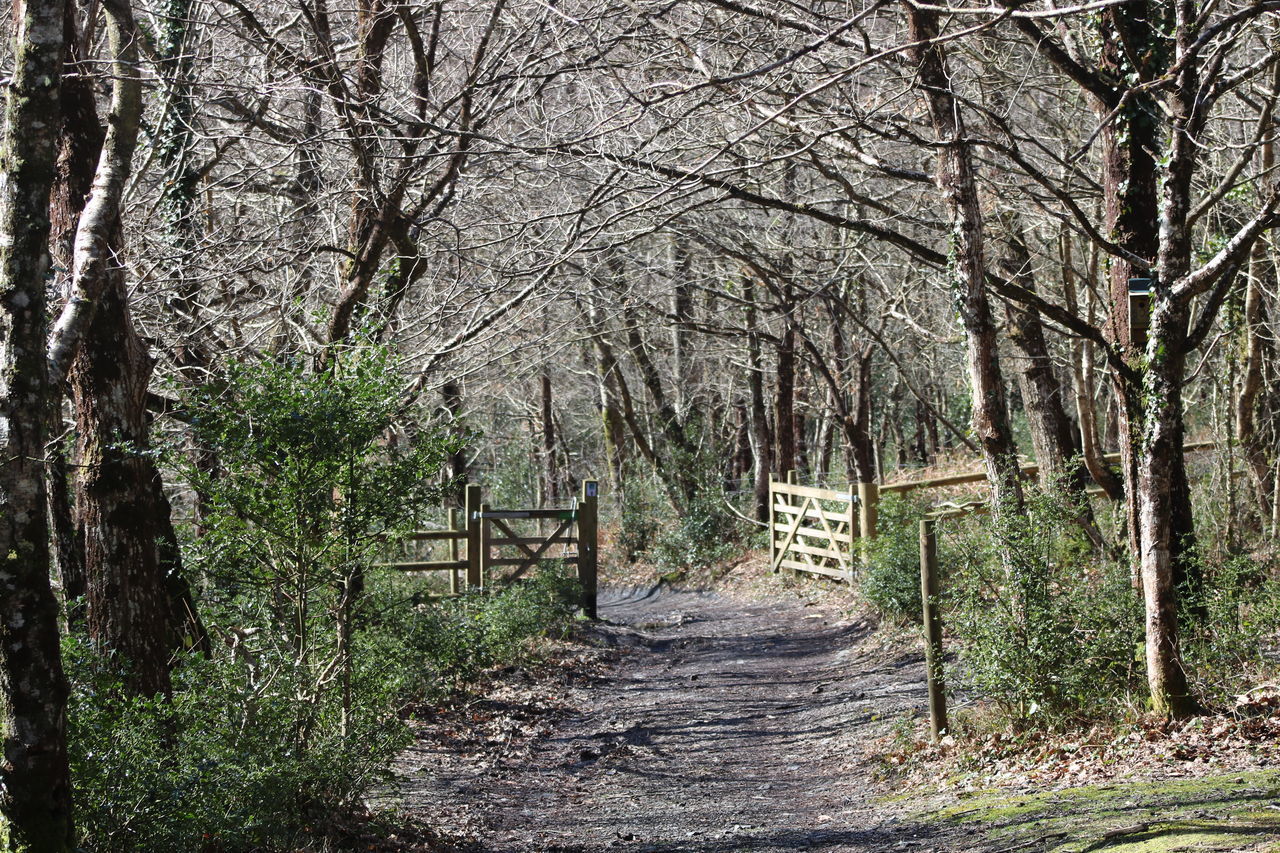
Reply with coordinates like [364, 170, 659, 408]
[915, 771, 1280, 851]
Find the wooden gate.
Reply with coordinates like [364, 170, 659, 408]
[769, 475, 859, 581]
[379, 480, 599, 618]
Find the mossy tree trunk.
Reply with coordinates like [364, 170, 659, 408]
[905, 2, 1024, 521]
[0, 0, 76, 843]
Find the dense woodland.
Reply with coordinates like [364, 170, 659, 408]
[2, 0, 1280, 846]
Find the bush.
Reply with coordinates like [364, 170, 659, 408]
[1181, 552, 1280, 706]
[67, 636, 410, 852]
[68, 567, 581, 851]
[946, 488, 1144, 726]
[616, 481, 662, 563]
[413, 566, 581, 686]
[861, 493, 931, 622]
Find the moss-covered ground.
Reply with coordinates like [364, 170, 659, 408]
[915, 770, 1280, 851]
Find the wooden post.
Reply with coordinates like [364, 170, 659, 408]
[768, 473, 778, 573]
[478, 503, 491, 589]
[578, 480, 599, 619]
[448, 508, 460, 595]
[465, 484, 482, 589]
[787, 468, 798, 485]
[845, 493, 858, 582]
[919, 518, 947, 742]
[858, 481, 879, 557]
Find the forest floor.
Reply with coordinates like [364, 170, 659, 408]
[390, 570, 1280, 853]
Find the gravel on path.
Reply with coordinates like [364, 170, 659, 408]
[398, 586, 958, 852]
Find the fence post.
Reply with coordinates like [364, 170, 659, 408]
[846, 492, 858, 582]
[478, 502, 492, 589]
[787, 468, 798, 485]
[465, 484, 482, 589]
[919, 518, 947, 742]
[768, 473, 778, 573]
[448, 508, 460, 595]
[578, 480, 599, 619]
[858, 481, 879, 557]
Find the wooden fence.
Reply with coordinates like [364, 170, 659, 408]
[378, 480, 599, 618]
[770, 440, 1218, 583]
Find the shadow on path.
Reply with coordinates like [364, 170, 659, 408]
[399, 587, 950, 852]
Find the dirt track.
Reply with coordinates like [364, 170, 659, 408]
[398, 587, 958, 852]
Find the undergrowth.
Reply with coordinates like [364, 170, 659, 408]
[67, 567, 579, 852]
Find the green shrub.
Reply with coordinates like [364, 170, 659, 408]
[68, 566, 581, 851]
[861, 493, 931, 622]
[946, 488, 1143, 725]
[617, 481, 662, 563]
[1181, 552, 1280, 706]
[66, 637, 410, 852]
[417, 565, 581, 686]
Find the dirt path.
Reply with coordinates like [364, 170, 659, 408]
[398, 587, 953, 852]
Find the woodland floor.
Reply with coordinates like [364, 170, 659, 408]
[391, 583, 1280, 853]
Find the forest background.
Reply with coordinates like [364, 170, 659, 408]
[2, 0, 1280, 847]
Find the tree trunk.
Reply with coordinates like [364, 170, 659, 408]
[1136, 299, 1199, 717]
[62, 0, 208, 693]
[0, 0, 77, 840]
[906, 3, 1023, 516]
[541, 372, 558, 505]
[45, 0, 99, 615]
[746, 280, 772, 521]
[71, 274, 178, 697]
[1237, 137, 1275, 521]
[585, 300, 628, 500]
[440, 380, 468, 507]
[1000, 221, 1084, 491]
[828, 307, 876, 485]
[774, 314, 796, 475]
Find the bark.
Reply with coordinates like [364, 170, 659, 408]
[999, 221, 1084, 491]
[0, 0, 76, 841]
[540, 372, 558, 506]
[794, 380, 810, 478]
[72, 272, 178, 697]
[746, 280, 772, 521]
[827, 302, 875, 483]
[1136, 299, 1199, 717]
[774, 311, 797, 475]
[815, 395, 834, 481]
[440, 379, 468, 507]
[1094, 2, 1176, 579]
[585, 299, 628, 499]
[906, 2, 1023, 516]
[672, 239, 694, 415]
[44, 2, 96, 615]
[62, 0, 206, 694]
[1238, 138, 1275, 520]
[912, 402, 928, 466]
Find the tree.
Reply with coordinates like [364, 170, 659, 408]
[0, 0, 76, 843]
